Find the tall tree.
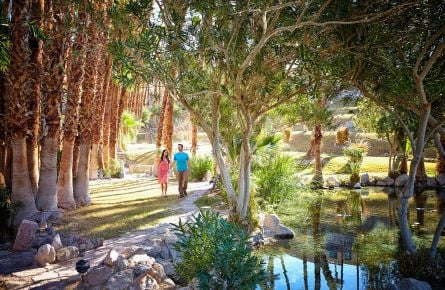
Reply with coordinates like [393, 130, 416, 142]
[155, 88, 168, 150]
[162, 92, 173, 155]
[57, 1, 88, 209]
[36, 1, 68, 211]
[6, 0, 38, 223]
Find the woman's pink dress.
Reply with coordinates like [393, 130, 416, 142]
[158, 159, 169, 183]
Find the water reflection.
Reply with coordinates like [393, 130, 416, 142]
[258, 187, 445, 290]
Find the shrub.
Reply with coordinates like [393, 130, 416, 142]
[104, 159, 123, 178]
[189, 155, 213, 181]
[253, 153, 296, 209]
[172, 210, 265, 289]
[343, 141, 369, 185]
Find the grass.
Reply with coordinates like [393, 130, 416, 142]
[194, 194, 223, 208]
[54, 179, 183, 240]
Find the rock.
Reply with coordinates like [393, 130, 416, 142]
[128, 254, 155, 267]
[34, 244, 56, 266]
[148, 263, 166, 282]
[436, 174, 445, 186]
[92, 238, 104, 248]
[51, 234, 62, 250]
[263, 214, 280, 232]
[121, 245, 146, 259]
[274, 224, 295, 239]
[163, 231, 178, 245]
[360, 173, 369, 185]
[134, 263, 152, 277]
[116, 255, 129, 271]
[56, 246, 79, 262]
[105, 269, 134, 290]
[13, 220, 39, 251]
[86, 240, 95, 250]
[427, 177, 437, 187]
[83, 265, 114, 286]
[103, 249, 119, 267]
[395, 278, 432, 290]
[376, 180, 387, 186]
[159, 278, 176, 290]
[0, 250, 36, 274]
[353, 183, 361, 189]
[383, 176, 394, 186]
[395, 174, 409, 187]
[38, 216, 47, 231]
[156, 259, 175, 277]
[79, 243, 87, 251]
[132, 273, 159, 290]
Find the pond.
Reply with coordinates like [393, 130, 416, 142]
[257, 187, 445, 290]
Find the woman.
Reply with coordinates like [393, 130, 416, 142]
[158, 149, 170, 197]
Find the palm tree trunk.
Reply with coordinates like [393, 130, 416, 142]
[27, 0, 44, 196]
[73, 136, 80, 177]
[98, 55, 113, 172]
[156, 88, 168, 149]
[190, 115, 198, 157]
[102, 81, 114, 165]
[108, 85, 121, 160]
[35, 137, 59, 211]
[312, 124, 323, 185]
[116, 89, 128, 152]
[162, 92, 174, 155]
[0, 73, 6, 188]
[73, 144, 91, 206]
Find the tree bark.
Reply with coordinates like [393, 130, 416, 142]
[73, 143, 91, 206]
[27, 0, 45, 196]
[11, 137, 38, 224]
[312, 124, 323, 185]
[35, 137, 58, 211]
[162, 92, 174, 155]
[156, 88, 168, 149]
[429, 210, 445, 260]
[108, 85, 121, 160]
[72, 136, 80, 177]
[190, 116, 198, 157]
[56, 139, 76, 209]
[436, 137, 445, 175]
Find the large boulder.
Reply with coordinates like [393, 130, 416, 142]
[34, 244, 56, 267]
[116, 255, 129, 272]
[51, 234, 63, 250]
[105, 269, 134, 290]
[128, 254, 156, 268]
[263, 214, 280, 232]
[262, 214, 295, 240]
[275, 224, 295, 239]
[395, 174, 409, 187]
[436, 174, 445, 186]
[83, 265, 114, 287]
[360, 173, 370, 186]
[56, 246, 79, 262]
[103, 249, 119, 267]
[13, 220, 38, 251]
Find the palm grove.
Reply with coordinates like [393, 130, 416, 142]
[1, 0, 445, 259]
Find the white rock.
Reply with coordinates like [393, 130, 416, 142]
[395, 174, 409, 187]
[83, 265, 114, 286]
[263, 214, 280, 232]
[56, 246, 79, 262]
[34, 244, 56, 266]
[121, 246, 145, 259]
[353, 183, 361, 189]
[51, 234, 63, 250]
[128, 254, 155, 267]
[103, 249, 119, 267]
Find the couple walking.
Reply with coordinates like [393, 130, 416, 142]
[158, 143, 190, 198]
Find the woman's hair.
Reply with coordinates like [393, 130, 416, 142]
[160, 149, 170, 162]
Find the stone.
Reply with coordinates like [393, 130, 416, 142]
[274, 224, 295, 239]
[353, 183, 361, 189]
[12, 220, 39, 251]
[263, 214, 280, 232]
[134, 263, 151, 277]
[86, 240, 95, 250]
[92, 238, 104, 248]
[156, 259, 175, 277]
[128, 254, 155, 267]
[116, 255, 129, 271]
[35, 244, 56, 266]
[147, 263, 166, 283]
[360, 173, 369, 185]
[0, 250, 36, 274]
[56, 246, 79, 262]
[103, 249, 119, 267]
[376, 180, 387, 186]
[51, 234, 63, 250]
[398, 278, 432, 290]
[132, 273, 159, 290]
[31, 270, 59, 283]
[436, 174, 445, 186]
[105, 269, 134, 290]
[427, 177, 437, 187]
[39, 216, 48, 231]
[79, 243, 87, 251]
[164, 231, 178, 245]
[159, 278, 176, 290]
[326, 176, 339, 187]
[83, 265, 114, 286]
[395, 174, 409, 187]
[121, 245, 146, 259]
[383, 176, 394, 186]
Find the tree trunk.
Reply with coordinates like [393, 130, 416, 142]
[237, 127, 253, 220]
[56, 139, 76, 209]
[156, 88, 168, 149]
[73, 137, 80, 177]
[312, 124, 323, 185]
[11, 137, 38, 224]
[162, 93, 173, 155]
[415, 155, 427, 187]
[429, 210, 445, 260]
[89, 143, 99, 179]
[35, 137, 59, 211]
[0, 73, 6, 188]
[436, 137, 445, 175]
[190, 115, 198, 157]
[108, 85, 121, 160]
[27, 0, 44, 196]
[73, 144, 91, 206]
[101, 58, 113, 168]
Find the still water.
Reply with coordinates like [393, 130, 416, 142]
[258, 187, 445, 290]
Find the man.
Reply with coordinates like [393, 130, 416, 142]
[171, 143, 190, 198]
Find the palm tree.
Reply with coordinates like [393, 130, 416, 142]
[108, 84, 120, 160]
[36, 1, 68, 211]
[56, 3, 88, 210]
[27, 0, 44, 196]
[162, 92, 173, 155]
[6, 0, 38, 224]
[155, 88, 167, 149]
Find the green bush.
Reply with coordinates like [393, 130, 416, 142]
[189, 155, 213, 181]
[172, 210, 265, 289]
[253, 153, 296, 209]
[104, 159, 123, 178]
